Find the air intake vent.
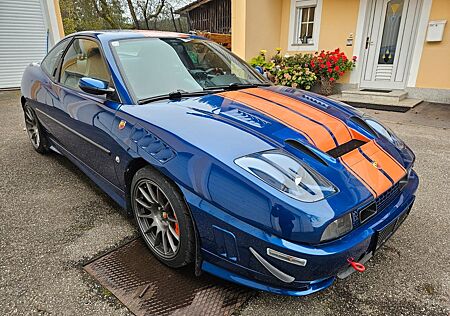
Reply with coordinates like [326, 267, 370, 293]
[302, 95, 329, 109]
[349, 116, 377, 137]
[285, 139, 327, 165]
[359, 202, 377, 223]
[327, 139, 366, 158]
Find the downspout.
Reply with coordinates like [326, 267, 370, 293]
[47, 29, 49, 52]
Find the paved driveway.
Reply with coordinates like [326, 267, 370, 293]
[1, 90, 449, 315]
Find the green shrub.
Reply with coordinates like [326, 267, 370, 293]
[250, 48, 356, 91]
[250, 49, 316, 90]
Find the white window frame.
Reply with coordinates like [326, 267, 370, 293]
[288, 0, 323, 51]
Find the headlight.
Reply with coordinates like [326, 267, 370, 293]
[235, 150, 336, 202]
[320, 213, 353, 242]
[365, 118, 405, 149]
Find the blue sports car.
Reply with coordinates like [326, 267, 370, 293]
[21, 30, 418, 296]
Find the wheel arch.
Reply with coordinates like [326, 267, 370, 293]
[21, 96, 27, 107]
[124, 157, 149, 216]
[123, 157, 203, 274]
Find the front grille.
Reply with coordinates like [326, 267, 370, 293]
[396, 209, 409, 228]
[357, 181, 402, 226]
[376, 208, 411, 249]
[376, 219, 397, 249]
[376, 181, 401, 212]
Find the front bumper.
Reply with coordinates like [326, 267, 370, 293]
[183, 170, 419, 296]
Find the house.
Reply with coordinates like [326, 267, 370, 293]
[176, 0, 231, 34]
[232, 0, 450, 104]
[0, 0, 64, 89]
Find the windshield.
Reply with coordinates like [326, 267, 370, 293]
[110, 38, 268, 102]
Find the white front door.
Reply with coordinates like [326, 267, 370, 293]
[360, 0, 421, 90]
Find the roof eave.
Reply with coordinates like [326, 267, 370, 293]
[175, 0, 213, 14]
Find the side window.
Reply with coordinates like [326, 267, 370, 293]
[60, 38, 111, 91]
[41, 38, 70, 78]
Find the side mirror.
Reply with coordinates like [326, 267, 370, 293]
[79, 77, 115, 95]
[254, 66, 264, 75]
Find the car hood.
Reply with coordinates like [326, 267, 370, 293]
[118, 86, 413, 243]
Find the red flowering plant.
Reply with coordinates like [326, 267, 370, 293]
[310, 49, 357, 95]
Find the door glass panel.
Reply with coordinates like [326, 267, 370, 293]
[60, 38, 111, 90]
[378, 0, 404, 65]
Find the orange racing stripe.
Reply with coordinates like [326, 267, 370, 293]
[369, 142, 407, 183]
[341, 140, 407, 197]
[244, 88, 354, 145]
[339, 157, 377, 197]
[218, 91, 338, 151]
[341, 144, 392, 197]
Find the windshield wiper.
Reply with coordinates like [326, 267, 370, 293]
[138, 90, 209, 105]
[138, 83, 272, 105]
[204, 82, 272, 92]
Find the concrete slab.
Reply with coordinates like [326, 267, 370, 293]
[0, 90, 449, 315]
[331, 93, 422, 111]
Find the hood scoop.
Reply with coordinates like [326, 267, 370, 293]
[327, 139, 367, 158]
[285, 139, 328, 166]
[349, 116, 377, 137]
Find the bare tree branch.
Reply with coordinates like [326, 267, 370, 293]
[147, 0, 165, 19]
[126, 0, 140, 29]
[92, 0, 120, 28]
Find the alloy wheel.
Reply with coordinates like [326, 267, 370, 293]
[24, 107, 40, 149]
[134, 180, 180, 259]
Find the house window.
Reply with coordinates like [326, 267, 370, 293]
[289, 0, 322, 50]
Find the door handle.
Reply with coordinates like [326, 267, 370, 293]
[365, 37, 373, 49]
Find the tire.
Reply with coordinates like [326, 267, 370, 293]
[131, 166, 195, 268]
[23, 103, 50, 154]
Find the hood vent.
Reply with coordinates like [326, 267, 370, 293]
[302, 94, 329, 109]
[327, 139, 366, 158]
[285, 139, 328, 165]
[349, 116, 377, 137]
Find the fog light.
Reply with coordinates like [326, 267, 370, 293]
[266, 248, 307, 267]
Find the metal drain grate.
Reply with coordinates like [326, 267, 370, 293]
[84, 239, 254, 316]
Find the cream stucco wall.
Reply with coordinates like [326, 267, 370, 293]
[415, 0, 450, 89]
[54, 0, 65, 38]
[281, 0, 361, 83]
[232, 0, 450, 89]
[232, 0, 360, 83]
[232, 0, 283, 61]
[231, 0, 247, 58]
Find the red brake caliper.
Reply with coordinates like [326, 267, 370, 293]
[174, 222, 180, 236]
[162, 211, 179, 236]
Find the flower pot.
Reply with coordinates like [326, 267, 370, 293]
[319, 77, 335, 96]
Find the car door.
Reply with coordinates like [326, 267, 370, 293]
[32, 37, 72, 136]
[43, 36, 122, 188]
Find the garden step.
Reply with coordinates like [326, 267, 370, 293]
[331, 90, 422, 112]
[341, 89, 408, 104]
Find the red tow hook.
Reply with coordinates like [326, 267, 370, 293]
[347, 257, 366, 272]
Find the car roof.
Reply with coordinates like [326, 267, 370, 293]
[66, 30, 194, 42]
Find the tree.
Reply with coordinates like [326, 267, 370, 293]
[92, 0, 126, 29]
[60, 0, 128, 33]
[59, 0, 188, 33]
[125, 0, 166, 29]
